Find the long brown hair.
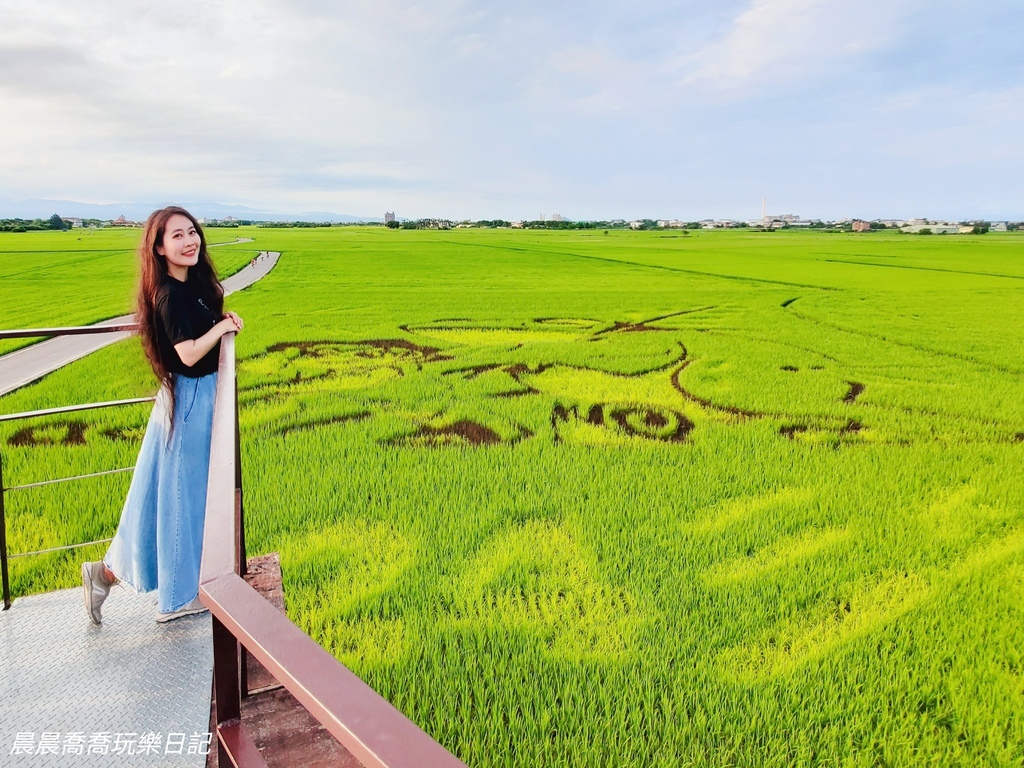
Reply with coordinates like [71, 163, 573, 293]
[135, 206, 224, 421]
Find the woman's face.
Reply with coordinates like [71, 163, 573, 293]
[157, 214, 201, 275]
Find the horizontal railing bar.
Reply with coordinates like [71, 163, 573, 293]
[200, 573, 468, 768]
[0, 323, 139, 340]
[0, 396, 155, 423]
[5, 466, 134, 492]
[216, 720, 268, 768]
[9, 537, 113, 558]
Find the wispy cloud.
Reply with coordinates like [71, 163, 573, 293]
[678, 0, 920, 93]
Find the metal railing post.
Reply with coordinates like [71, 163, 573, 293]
[1, 455, 10, 611]
[235, 377, 247, 579]
[234, 376, 249, 699]
[212, 614, 243, 766]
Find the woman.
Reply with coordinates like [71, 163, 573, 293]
[81, 206, 243, 624]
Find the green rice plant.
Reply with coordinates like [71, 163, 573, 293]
[2, 227, 1023, 766]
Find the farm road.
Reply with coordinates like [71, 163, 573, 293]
[0, 248, 279, 398]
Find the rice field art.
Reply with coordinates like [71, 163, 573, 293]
[1, 226, 1023, 766]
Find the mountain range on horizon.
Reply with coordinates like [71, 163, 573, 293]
[0, 197, 380, 223]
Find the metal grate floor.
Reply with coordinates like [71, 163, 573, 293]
[1, 586, 212, 767]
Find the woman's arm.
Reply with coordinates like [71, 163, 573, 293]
[173, 315, 242, 368]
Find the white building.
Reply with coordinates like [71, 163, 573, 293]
[901, 223, 959, 234]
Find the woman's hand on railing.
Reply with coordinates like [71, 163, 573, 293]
[223, 312, 244, 332]
[175, 315, 243, 367]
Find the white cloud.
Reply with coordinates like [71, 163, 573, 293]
[680, 0, 920, 93]
[0, 0, 455, 210]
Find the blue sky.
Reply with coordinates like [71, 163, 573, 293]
[1, 0, 1021, 220]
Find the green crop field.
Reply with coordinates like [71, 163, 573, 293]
[0, 228, 254, 356]
[2, 227, 1023, 766]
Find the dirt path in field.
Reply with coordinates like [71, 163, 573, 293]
[0, 250, 280, 399]
[592, 305, 717, 336]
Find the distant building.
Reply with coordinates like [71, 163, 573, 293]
[991, 222, 1008, 232]
[550, 213, 565, 222]
[758, 212, 800, 228]
[901, 223, 959, 234]
[852, 220, 871, 232]
[110, 215, 134, 227]
[384, 212, 395, 224]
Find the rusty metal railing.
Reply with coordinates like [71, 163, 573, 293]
[0, 323, 151, 610]
[200, 332, 467, 768]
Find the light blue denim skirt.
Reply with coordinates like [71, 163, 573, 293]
[104, 372, 217, 613]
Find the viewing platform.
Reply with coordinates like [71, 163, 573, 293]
[1, 554, 361, 767]
[1, 325, 467, 768]
[1, 584, 213, 766]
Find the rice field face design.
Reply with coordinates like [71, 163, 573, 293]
[3, 227, 1024, 767]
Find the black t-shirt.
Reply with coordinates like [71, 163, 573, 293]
[155, 276, 221, 377]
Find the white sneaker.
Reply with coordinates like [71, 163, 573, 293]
[82, 561, 115, 625]
[156, 597, 208, 623]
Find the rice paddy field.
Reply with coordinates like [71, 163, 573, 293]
[2, 226, 1023, 766]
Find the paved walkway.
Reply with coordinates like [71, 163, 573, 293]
[0, 250, 279, 398]
[0, 586, 212, 767]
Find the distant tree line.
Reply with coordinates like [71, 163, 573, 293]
[257, 221, 337, 228]
[0, 214, 76, 232]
